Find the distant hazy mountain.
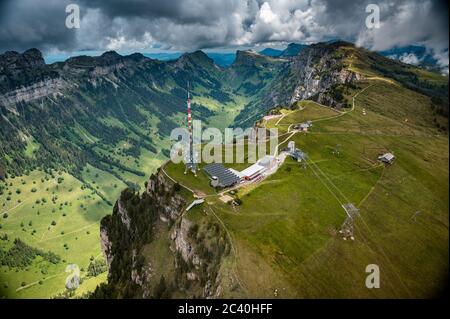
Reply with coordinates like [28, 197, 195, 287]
[143, 52, 182, 61]
[378, 45, 441, 71]
[259, 43, 308, 57]
[144, 52, 236, 67]
[259, 48, 283, 57]
[279, 43, 308, 57]
[204, 53, 237, 67]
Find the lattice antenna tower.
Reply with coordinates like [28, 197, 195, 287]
[184, 81, 198, 176]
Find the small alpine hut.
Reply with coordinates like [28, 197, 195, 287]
[378, 152, 395, 165]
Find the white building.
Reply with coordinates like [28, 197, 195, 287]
[240, 163, 266, 180]
[239, 155, 277, 180]
[378, 152, 395, 164]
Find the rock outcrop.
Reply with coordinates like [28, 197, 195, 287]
[0, 77, 67, 109]
[0, 49, 148, 109]
[171, 217, 201, 266]
[268, 41, 363, 108]
[146, 169, 186, 221]
[100, 227, 113, 269]
[96, 167, 230, 299]
[0, 48, 45, 73]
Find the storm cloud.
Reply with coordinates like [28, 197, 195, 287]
[0, 0, 448, 70]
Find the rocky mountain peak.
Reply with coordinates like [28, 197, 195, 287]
[280, 43, 308, 57]
[0, 48, 45, 71]
[179, 50, 213, 63]
[0, 48, 55, 94]
[233, 50, 265, 66]
[175, 50, 216, 69]
[22, 48, 45, 66]
[98, 50, 124, 65]
[126, 52, 147, 62]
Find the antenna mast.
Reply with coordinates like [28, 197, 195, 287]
[184, 81, 197, 176]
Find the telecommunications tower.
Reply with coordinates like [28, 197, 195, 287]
[184, 82, 197, 176]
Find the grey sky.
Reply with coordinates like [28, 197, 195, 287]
[0, 0, 448, 70]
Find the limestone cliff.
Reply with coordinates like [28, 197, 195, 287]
[268, 41, 363, 109]
[0, 49, 148, 110]
[0, 78, 68, 109]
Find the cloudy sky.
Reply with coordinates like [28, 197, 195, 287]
[0, 0, 448, 70]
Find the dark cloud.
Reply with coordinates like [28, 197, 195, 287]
[81, 0, 243, 26]
[0, 0, 447, 71]
[0, 0, 77, 52]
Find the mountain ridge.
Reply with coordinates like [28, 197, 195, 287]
[0, 41, 447, 179]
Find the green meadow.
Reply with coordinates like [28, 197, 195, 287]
[164, 80, 449, 298]
[0, 150, 165, 298]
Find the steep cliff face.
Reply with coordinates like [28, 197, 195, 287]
[268, 41, 363, 109]
[171, 218, 201, 266]
[0, 77, 68, 109]
[234, 42, 363, 126]
[0, 49, 151, 109]
[0, 48, 60, 94]
[95, 168, 231, 299]
[146, 170, 186, 221]
[287, 45, 361, 103]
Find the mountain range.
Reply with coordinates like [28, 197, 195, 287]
[44, 43, 446, 72]
[1, 41, 448, 180]
[0, 40, 448, 298]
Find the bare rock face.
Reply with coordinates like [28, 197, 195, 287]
[186, 272, 197, 281]
[0, 48, 45, 74]
[0, 49, 148, 110]
[98, 168, 229, 298]
[146, 169, 186, 221]
[117, 200, 131, 231]
[268, 42, 363, 108]
[100, 227, 114, 269]
[171, 217, 201, 266]
[131, 249, 153, 296]
[0, 48, 63, 106]
[0, 78, 67, 109]
[288, 46, 361, 104]
[98, 169, 190, 295]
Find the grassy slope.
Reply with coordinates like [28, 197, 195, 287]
[0, 171, 107, 298]
[0, 147, 165, 298]
[164, 80, 448, 298]
[0, 81, 234, 298]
